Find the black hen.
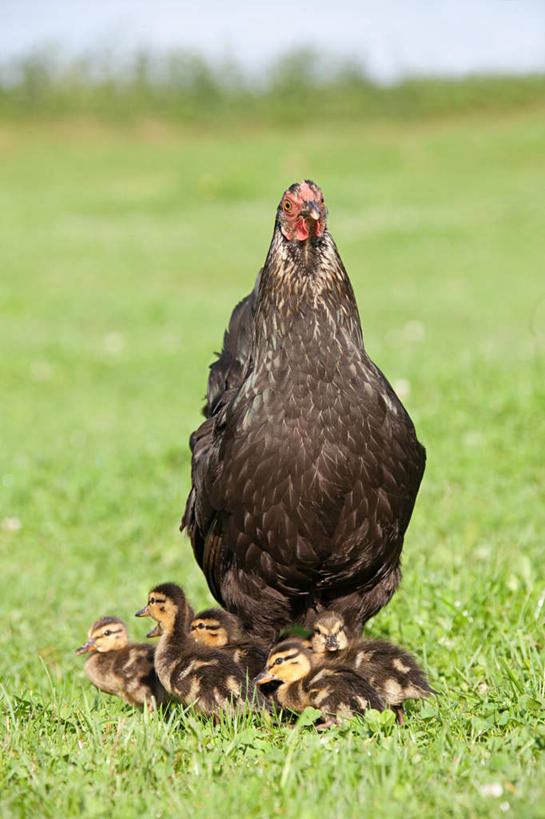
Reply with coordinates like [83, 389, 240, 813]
[183, 180, 425, 643]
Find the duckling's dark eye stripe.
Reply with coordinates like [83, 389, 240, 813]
[273, 651, 299, 663]
[152, 598, 166, 604]
[191, 623, 218, 630]
[100, 629, 123, 637]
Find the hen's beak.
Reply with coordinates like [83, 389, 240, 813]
[75, 638, 96, 655]
[146, 623, 162, 638]
[254, 670, 277, 686]
[302, 201, 321, 221]
[135, 605, 149, 618]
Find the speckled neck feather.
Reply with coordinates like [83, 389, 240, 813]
[252, 227, 364, 359]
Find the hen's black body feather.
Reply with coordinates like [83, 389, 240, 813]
[183, 186, 425, 642]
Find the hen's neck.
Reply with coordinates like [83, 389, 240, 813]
[252, 228, 364, 356]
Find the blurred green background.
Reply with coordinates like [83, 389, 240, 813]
[1, 27, 545, 819]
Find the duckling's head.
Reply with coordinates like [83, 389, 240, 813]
[255, 640, 312, 685]
[135, 582, 192, 635]
[75, 617, 129, 655]
[189, 608, 238, 647]
[311, 611, 348, 654]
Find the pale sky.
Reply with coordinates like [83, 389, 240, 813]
[2, 0, 544, 82]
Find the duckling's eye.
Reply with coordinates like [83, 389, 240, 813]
[150, 597, 156, 605]
[274, 657, 283, 666]
[103, 630, 111, 636]
[283, 200, 293, 212]
[198, 623, 205, 629]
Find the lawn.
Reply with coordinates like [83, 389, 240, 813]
[1, 107, 544, 817]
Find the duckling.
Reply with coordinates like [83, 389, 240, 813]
[189, 607, 269, 678]
[311, 611, 435, 723]
[255, 640, 385, 728]
[75, 616, 169, 707]
[136, 583, 270, 716]
[189, 607, 239, 646]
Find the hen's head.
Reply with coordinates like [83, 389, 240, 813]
[277, 179, 327, 242]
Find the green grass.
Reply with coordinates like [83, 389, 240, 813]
[1, 106, 544, 817]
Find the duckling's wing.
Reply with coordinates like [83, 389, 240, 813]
[116, 646, 161, 706]
[308, 664, 385, 716]
[333, 665, 386, 712]
[231, 639, 269, 678]
[361, 640, 436, 697]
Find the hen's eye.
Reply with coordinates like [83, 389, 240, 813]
[283, 200, 293, 212]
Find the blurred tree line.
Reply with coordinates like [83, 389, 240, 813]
[0, 48, 543, 122]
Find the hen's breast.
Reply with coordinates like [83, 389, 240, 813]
[208, 315, 420, 591]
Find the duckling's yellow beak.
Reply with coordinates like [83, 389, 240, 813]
[75, 639, 96, 655]
[254, 670, 277, 685]
[146, 623, 162, 638]
[135, 605, 149, 618]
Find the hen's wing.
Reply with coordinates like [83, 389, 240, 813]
[203, 270, 261, 417]
[182, 272, 261, 588]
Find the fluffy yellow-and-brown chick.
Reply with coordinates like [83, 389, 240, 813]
[136, 583, 270, 716]
[75, 616, 169, 707]
[189, 607, 268, 678]
[255, 639, 385, 728]
[311, 611, 435, 723]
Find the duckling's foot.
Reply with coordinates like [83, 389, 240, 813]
[316, 718, 337, 731]
[393, 705, 405, 725]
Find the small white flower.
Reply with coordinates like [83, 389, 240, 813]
[500, 803, 510, 813]
[479, 783, 503, 798]
[2, 517, 21, 531]
[535, 591, 545, 620]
